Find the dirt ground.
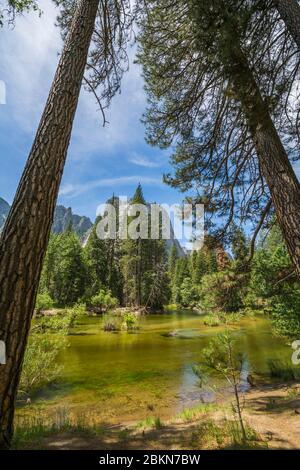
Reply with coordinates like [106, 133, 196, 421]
[20, 382, 300, 450]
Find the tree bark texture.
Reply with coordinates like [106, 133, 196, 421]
[274, 0, 300, 49]
[0, 0, 99, 449]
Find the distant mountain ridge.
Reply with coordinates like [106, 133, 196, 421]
[0, 198, 93, 239]
[0, 197, 184, 255]
[52, 205, 93, 238]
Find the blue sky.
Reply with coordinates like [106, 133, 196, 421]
[0, 0, 182, 222]
[1, 0, 299, 232]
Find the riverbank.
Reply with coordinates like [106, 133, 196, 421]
[13, 382, 300, 449]
[14, 310, 299, 450]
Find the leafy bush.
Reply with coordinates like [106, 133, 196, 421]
[66, 303, 86, 327]
[19, 335, 65, 396]
[203, 314, 221, 327]
[32, 306, 84, 335]
[89, 289, 118, 314]
[193, 332, 248, 442]
[163, 304, 178, 312]
[35, 292, 54, 313]
[122, 312, 139, 331]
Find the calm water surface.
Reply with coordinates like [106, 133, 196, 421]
[21, 311, 291, 424]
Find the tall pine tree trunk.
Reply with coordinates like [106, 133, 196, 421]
[0, 0, 99, 449]
[274, 0, 300, 48]
[220, 24, 300, 280]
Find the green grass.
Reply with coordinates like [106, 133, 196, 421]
[174, 403, 217, 423]
[13, 407, 105, 449]
[285, 388, 300, 400]
[189, 419, 267, 450]
[163, 304, 178, 312]
[203, 315, 221, 327]
[267, 359, 300, 381]
[136, 416, 163, 430]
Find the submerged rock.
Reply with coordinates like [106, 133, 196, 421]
[162, 331, 180, 338]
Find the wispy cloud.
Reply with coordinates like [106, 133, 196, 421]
[67, 47, 147, 160]
[59, 175, 163, 198]
[0, 0, 61, 132]
[129, 153, 164, 168]
[0, 1, 146, 156]
[0, 1, 174, 216]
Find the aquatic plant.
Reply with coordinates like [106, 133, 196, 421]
[122, 312, 139, 331]
[103, 318, 120, 331]
[267, 359, 300, 381]
[174, 404, 217, 423]
[203, 315, 221, 327]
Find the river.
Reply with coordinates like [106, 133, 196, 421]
[18, 311, 292, 426]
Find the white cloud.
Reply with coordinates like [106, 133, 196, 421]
[0, 1, 147, 157]
[59, 175, 163, 198]
[129, 153, 163, 168]
[69, 50, 146, 159]
[0, 0, 62, 132]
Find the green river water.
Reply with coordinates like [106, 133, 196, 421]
[19, 311, 292, 425]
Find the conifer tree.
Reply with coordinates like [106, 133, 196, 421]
[137, 0, 300, 279]
[85, 217, 109, 298]
[232, 227, 249, 272]
[40, 231, 86, 306]
[121, 185, 169, 309]
[193, 250, 207, 285]
[0, 0, 39, 26]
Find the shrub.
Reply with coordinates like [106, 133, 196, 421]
[193, 332, 248, 442]
[19, 335, 65, 396]
[103, 316, 120, 331]
[103, 321, 119, 331]
[203, 314, 221, 327]
[35, 292, 54, 313]
[89, 289, 118, 314]
[122, 312, 139, 331]
[32, 312, 76, 335]
[66, 303, 86, 327]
